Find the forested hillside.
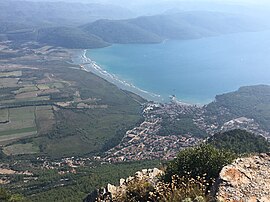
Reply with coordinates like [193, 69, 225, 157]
[206, 85, 270, 131]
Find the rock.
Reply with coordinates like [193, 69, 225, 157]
[119, 178, 125, 186]
[90, 168, 164, 202]
[215, 153, 270, 201]
[107, 184, 117, 196]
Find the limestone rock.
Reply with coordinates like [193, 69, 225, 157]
[215, 153, 270, 202]
[92, 168, 164, 202]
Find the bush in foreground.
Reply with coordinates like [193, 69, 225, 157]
[164, 144, 236, 184]
[111, 144, 236, 202]
[113, 175, 210, 202]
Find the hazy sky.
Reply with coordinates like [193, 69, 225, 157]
[14, 0, 270, 16]
[23, 0, 269, 4]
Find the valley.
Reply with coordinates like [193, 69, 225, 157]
[0, 40, 269, 201]
[0, 41, 144, 158]
[0, 0, 270, 200]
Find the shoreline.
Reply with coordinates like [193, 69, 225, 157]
[73, 49, 166, 103]
[71, 49, 197, 106]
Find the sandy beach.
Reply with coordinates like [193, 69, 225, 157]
[72, 49, 165, 102]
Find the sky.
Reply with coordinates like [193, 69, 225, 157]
[13, 0, 270, 16]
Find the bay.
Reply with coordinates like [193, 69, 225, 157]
[86, 31, 270, 104]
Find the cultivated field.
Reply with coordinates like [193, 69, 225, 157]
[0, 107, 37, 143]
[0, 71, 22, 78]
[0, 78, 19, 88]
[0, 109, 9, 123]
[35, 105, 55, 135]
[3, 143, 39, 155]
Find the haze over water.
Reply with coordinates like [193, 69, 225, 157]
[87, 30, 270, 104]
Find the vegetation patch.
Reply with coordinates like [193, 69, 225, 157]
[0, 107, 37, 142]
[15, 91, 38, 99]
[208, 129, 270, 154]
[0, 109, 9, 123]
[206, 85, 270, 131]
[37, 84, 50, 90]
[47, 82, 65, 89]
[35, 106, 55, 135]
[0, 78, 19, 88]
[3, 143, 40, 156]
[15, 85, 38, 94]
[0, 71, 22, 78]
[0, 127, 37, 137]
[0, 131, 37, 143]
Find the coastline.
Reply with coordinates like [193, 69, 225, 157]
[71, 49, 197, 106]
[72, 49, 167, 103]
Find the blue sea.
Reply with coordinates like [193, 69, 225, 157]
[86, 31, 270, 104]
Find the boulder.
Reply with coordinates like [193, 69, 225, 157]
[215, 153, 270, 201]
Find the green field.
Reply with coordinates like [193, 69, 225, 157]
[47, 82, 65, 89]
[0, 44, 145, 159]
[0, 109, 9, 123]
[3, 143, 40, 155]
[15, 85, 38, 94]
[0, 127, 37, 136]
[0, 131, 37, 143]
[0, 107, 37, 142]
[0, 78, 19, 88]
[37, 84, 50, 90]
[0, 96, 51, 105]
[36, 105, 55, 135]
[0, 71, 22, 78]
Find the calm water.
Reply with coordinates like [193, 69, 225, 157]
[87, 31, 270, 104]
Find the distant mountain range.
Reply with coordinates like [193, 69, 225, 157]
[0, 2, 269, 49]
[0, 0, 134, 26]
[81, 11, 267, 44]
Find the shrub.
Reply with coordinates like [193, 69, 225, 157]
[113, 175, 211, 202]
[114, 177, 155, 202]
[152, 175, 211, 202]
[164, 144, 236, 184]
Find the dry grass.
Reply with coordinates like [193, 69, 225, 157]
[0, 71, 22, 78]
[111, 174, 213, 202]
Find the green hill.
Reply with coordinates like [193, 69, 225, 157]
[81, 19, 163, 44]
[206, 85, 270, 132]
[37, 27, 110, 49]
[1, 10, 268, 48]
[0, 0, 134, 26]
[127, 13, 215, 40]
[81, 11, 268, 44]
[208, 129, 270, 154]
[0, 21, 33, 34]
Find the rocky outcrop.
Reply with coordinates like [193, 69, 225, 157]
[84, 168, 163, 202]
[215, 153, 270, 202]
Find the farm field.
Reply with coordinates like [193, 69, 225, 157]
[0, 106, 37, 143]
[35, 106, 55, 135]
[0, 71, 22, 78]
[3, 143, 39, 155]
[0, 41, 144, 158]
[0, 36, 145, 202]
[0, 109, 9, 123]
